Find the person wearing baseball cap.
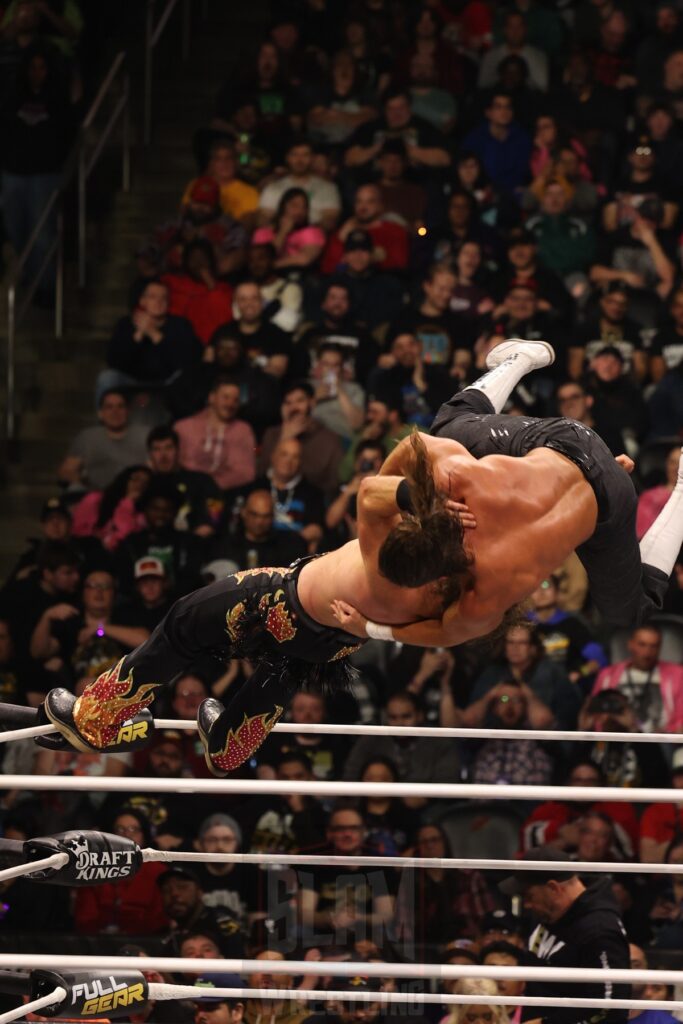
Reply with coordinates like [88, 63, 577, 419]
[493, 228, 570, 321]
[498, 847, 629, 1024]
[188, 176, 221, 215]
[157, 866, 245, 960]
[114, 555, 172, 633]
[344, 229, 374, 254]
[192, 973, 245, 1024]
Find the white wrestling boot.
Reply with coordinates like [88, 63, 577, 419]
[466, 338, 556, 413]
[485, 338, 555, 370]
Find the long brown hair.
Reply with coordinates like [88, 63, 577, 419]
[378, 430, 473, 607]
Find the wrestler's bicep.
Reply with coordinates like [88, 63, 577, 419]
[441, 599, 501, 646]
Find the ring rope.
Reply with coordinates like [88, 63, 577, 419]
[0, 774, 679, 804]
[150, 986, 683, 1013]
[0, 955, 682, 987]
[2, 718, 682, 746]
[0, 852, 67, 885]
[142, 849, 683, 876]
[5, 983, 683, 1023]
[2, 840, 679, 888]
[0, 986, 66, 1024]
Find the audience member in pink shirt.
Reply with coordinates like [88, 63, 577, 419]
[636, 447, 682, 538]
[174, 376, 256, 491]
[71, 465, 150, 551]
[252, 187, 325, 271]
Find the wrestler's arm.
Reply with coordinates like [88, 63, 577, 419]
[358, 473, 476, 527]
[378, 432, 472, 477]
[357, 474, 407, 520]
[331, 597, 500, 648]
[387, 601, 501, 648]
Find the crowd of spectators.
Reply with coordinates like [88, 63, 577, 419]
[2, 0, 683, 1019]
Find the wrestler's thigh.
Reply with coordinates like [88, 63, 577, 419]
[576, 463, 643, 626]
[430, 388, 495, 437]
[163, 576, 246, 651]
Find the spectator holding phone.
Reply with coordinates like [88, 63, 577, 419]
[309, 343, 365, 442]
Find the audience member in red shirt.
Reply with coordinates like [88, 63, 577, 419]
[322, 183, 409, 274]
[639, 753, 683, 863]
[163, 239, 233, 345]
[74, 808, 169, 935]
[520, 758, 639, 860]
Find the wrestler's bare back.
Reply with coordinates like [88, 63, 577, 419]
[297, 434, 599, 647]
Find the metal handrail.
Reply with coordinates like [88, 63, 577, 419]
[77, 51, 130, 284]
[5, 50, 130, 443]
[144, 0, 192, 145]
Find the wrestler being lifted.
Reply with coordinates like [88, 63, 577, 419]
[333, 338, 683, 646]
[38, 413, 478, 777]
[39, 341, 683, 777]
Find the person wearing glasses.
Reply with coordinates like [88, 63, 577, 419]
[297, 803, 396, 946]
[555, 379, 625, 457]
[462, 623, 580, 731]
[527, 575, 607, 691]
[29, 568, 149, 691]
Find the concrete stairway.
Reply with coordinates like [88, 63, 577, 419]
[0, 6, 265, 577]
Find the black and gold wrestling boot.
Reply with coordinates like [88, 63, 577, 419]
[197, 696, 284, 778]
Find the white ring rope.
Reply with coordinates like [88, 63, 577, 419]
[0, 986, 66, 1024]
[1, 845, 678, 885]
[3, 719, 683, 746]
[0, 774, 678, 804]
[142, 849, 683, 876]
[149, 985, 683, 1013]
[0, 852, 67, 885]
[2, 955, 683, 987]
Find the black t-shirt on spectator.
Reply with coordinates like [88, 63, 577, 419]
[491, 267, 572, 321]
[151, 468, 221, 532]
[297, 845, 398, 938]
[347, 114, 449, 177]
[160, 903, 244, 958]
[587, 374, 649, 445]
[116, 527, 205, 596]
[294, 318, 380, 387]
[193, 863, 256, 923]
[530, 612, 601, 676]
[574, 317, 644, 374]
[324, 269, 404, 333]
[367, 363, 453, 427]
[257, 733, 347, 781]
[209, 528, 306, 570]
[2, 81, 75, 174]
[650, 326, 683, 371]
[389, 307, 462, 367]
[0, 579, 74, 657]
[107, 314, 202, 382]
[113, 595, 173, 633]
[223, 321, 293, 365]
[0, 653, 36, 705]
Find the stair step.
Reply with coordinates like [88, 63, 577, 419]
[0, 0, 271, 579]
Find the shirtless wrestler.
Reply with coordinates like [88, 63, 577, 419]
[38, 448, 476, 777]
[331, 339, 683, 647]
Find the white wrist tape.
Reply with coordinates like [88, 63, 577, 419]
[366, 621, 394, 642]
